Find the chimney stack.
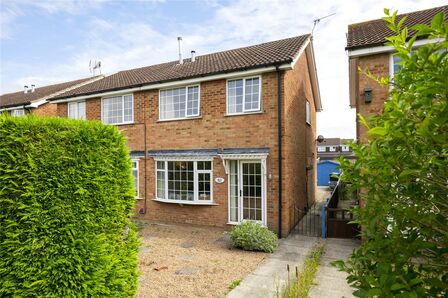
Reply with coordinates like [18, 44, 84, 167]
[31, 84, 35, 92]
[24, 86, 29, 94]
[177, 36, 183, 64]
[191, 50, 196, 62]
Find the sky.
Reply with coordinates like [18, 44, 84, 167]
[0, 0, 445, 138]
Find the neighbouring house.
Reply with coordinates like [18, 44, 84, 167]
[317, 137, 355, 161]
[0, 76, 103, 117]
[49, 35, 322, 237]
[346, 5, 447, 142]
[317, 160, 340, 187]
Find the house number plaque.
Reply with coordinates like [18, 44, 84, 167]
[215, 177, 225, 184]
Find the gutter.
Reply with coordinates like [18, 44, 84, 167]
[0, 104, 28, 111]
[276, 65, 283, 238]
[347, 37, 444, 57]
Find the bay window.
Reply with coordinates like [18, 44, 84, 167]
[156, 160, 212, 203]
[102, 94, 133, 125]
[227, 76, 261, 114]
[159, 85, 200, 120]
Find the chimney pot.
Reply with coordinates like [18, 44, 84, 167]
[31, 84, 35, 92]
[24, 86, 28, 94]
[191, 50, 196, 62]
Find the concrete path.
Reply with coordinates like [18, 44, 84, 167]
[309, 238, 360, 298]
[227, 233, 319, 298]
[227, 234, 359, 298]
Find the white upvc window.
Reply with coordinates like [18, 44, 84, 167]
[159, 85, 200, 120]
[156, 160, 213, 203]
[132, 160, 139, 198]
[227, 76, 261, 114]
[341, 145, 350, 152]
[11, 109, 25, 117]
[390, 54, 402, 80]
[329, 146, 337, 152]
[306, 100, 311, 124]
[317, 146, 326, 152]
[101, 94, 133, 125]
[68, 101, 86, 120]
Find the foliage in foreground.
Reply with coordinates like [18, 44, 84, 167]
[333, 10, 447, 297]
[0, 116, 139, 297]
[282, 241, 325, 298]
[230, 221, 278, 253]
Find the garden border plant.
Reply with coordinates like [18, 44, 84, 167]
[0, 115, 139, 297]
[281, 241, 325, 298]
[230, 220, 278, 253]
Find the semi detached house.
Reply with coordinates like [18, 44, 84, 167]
[50, 35, 322, 237]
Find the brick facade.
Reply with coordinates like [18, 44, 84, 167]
[352, 53, 390, 142]
[56, 56, 317, 237]
[32, 102, 58, 117]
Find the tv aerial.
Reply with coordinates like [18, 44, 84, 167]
[89, 59, 102, 76]
[312, 13, 336, 35]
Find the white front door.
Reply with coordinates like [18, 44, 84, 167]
[228, 160, 266, 225]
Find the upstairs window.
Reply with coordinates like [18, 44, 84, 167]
[390, 54, 402, 79]
[341, 145, 350, 152]
[68, 101, 86, 120]
[159, 85, 200, 120]
[102, 94, 133, 125]
[306, 100, 311, 124]
[11, 109, 25, 117]
[329, 146, 337, 152]
[227, 77, 261, 114]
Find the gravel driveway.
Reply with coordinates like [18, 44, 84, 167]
[135, 220, 267, 298]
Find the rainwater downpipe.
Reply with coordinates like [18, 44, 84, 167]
[276, 66, 283, 238]
[143, 102, 148, 214]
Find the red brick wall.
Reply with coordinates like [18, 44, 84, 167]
[356, 53, 390, 142]
[56, 65, 315, 236]
[32, 102, 58, 116]
[133, 73, 281, 233]
[283, 52, 317, 235]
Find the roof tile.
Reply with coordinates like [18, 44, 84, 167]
[53, 35, 310, 99]
[347, 5, 447, 50]
[0, 76, 102, 108]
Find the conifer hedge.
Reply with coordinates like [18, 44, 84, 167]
[0, 115, 139, 297]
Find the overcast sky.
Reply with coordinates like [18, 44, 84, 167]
[0, 0, 445, 138]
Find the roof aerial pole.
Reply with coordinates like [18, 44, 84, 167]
[311, 13, 336, 36]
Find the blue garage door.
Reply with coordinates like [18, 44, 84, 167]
[317, 161, 340, 186]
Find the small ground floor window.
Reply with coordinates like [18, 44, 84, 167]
[156, 160, 213, 203]
[228, 159, 266, 225]
[132, 160, 139, 198]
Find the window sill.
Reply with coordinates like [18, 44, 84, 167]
[227, 220, 266, 226]
[135, 197, 144, 200]
[103, 122, 134, 126]
[152, 198, 218, 206]
[225, 111, 264, 117]
[157, 116, 202, 123]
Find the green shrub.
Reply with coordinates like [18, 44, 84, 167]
[0, 115, 139, 297]
[230, 221, 278, 253]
